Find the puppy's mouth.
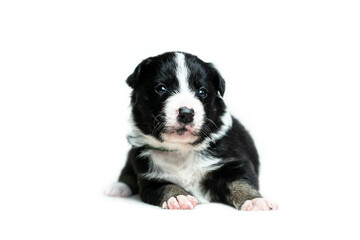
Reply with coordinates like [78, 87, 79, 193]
[161, 125, 200, 144]
[168, 124, 199, 136]
[175, 127, 189, 135]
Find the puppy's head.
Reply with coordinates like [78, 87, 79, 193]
[127, 52, 227, 149]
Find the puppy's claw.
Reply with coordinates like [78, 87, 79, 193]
[162, 201, 169, 209]
[186, 195, 198, 207]
[167, 197, 180, 209]
[162, 195, 198, 210]
[240, 198, 278, 211]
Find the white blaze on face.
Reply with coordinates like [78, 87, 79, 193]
[162, 53, 205, 143]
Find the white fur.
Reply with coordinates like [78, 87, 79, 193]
[127, 115, 203, 151]
[141, 149, 222, 203]
[203, 111, 233, 146]
[162, 53, 205, 143]
[175, 52, 189, 92]
[104, 182, 132, 197]
[127, 109, 233, 152]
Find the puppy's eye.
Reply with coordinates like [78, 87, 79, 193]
[155, 85, 167, 94]
[198, 87, 208, 98]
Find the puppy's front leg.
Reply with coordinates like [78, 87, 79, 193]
[139, 180, 198, 210]
[228, 180, 278, 211]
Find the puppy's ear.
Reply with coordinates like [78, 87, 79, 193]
[126, 58, 152, 88]
[209, 64, 226, 97]
[216, 71, 226, 97]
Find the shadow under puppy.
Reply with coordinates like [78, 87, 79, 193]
[105, 52, 278, 211]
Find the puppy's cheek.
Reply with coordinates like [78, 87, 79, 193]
[192, 108, 205, 130]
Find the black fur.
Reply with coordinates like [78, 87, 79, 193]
[116, 52, 263, 209]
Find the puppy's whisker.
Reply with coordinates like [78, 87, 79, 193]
[152, 114, 165, 124]
[152, 122, 166, 135]
[205, 118, 219, 130]
[199, 125, 212, 138]
[152, 114, 166, 133]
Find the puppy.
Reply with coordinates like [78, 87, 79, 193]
[105, 52, 277, 211]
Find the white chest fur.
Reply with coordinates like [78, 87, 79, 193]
[141, 150, 221, 203]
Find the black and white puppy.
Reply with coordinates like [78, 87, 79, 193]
[105, 52, 278, 211]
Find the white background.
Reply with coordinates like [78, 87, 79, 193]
[1, 0, 359, 239]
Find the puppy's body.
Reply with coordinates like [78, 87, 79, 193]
[106, 52, 277, 210]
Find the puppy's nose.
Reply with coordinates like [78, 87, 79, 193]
[177, 107, 195, 124]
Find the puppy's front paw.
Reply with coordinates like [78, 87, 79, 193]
[241, 198, 278, 211]
[162, 195, 198, 210]
[104, 182, 132, 197]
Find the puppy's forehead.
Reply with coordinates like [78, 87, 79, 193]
[151, 52, 210, 89]
[175, 53, 191, 92]
[152, 52, 190, 88]
[174, 53, 209, 88]
[148, 53, 177, 83]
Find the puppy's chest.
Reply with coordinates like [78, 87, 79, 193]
[145, 151, 221, 202]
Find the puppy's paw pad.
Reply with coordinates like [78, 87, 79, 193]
[104, 182, 132, 197]
[162, 195, 198, 210]
[241, 198, 278, 211]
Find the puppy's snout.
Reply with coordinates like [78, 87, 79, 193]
[177, 107, 194, 124]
